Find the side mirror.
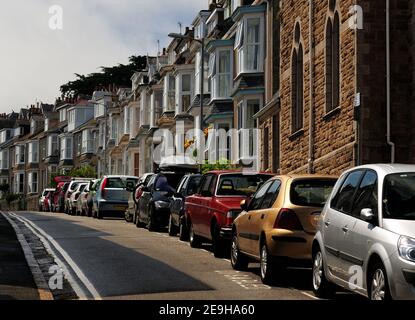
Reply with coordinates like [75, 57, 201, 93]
[361, 208, 375, 222]
[240, 199, 249, 211]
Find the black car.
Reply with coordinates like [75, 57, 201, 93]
[168, 174, 202, 239]
[137, 172, 184, 231]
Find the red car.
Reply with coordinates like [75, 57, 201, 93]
[184, 171, 274, 257]
[52, 176, 71, 212]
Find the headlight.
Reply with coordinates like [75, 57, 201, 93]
[398, 236, 415, 262]
[155, 201, 170, 209]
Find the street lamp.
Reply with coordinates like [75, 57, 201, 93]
[168, 32, 205, 156]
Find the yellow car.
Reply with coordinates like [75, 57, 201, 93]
[231, 175, 338, 284]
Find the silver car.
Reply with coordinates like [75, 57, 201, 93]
[313, 164, 415, 300]
[92, 175, 139, 219]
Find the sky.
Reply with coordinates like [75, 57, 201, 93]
[0, 0, 207, 113]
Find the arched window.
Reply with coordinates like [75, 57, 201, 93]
[326, 3, 340, 112]
[291, 23, 304, 133]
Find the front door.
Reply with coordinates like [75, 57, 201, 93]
[323, 170, 365, 281]
[342, 170, 378, 290]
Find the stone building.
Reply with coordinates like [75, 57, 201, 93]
[274, 0, 415, 175]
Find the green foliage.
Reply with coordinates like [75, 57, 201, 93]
[201, 159, 236, 174]
[60, 55, 147, 98]
[5, 193, 20, 205]
[68, 166, 97, 179]
[0, 183, 10, 194]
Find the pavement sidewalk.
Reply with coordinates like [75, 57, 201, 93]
[0, 213, 40, 300]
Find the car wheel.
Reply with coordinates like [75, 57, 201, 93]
[179, 218, 189, 241]
[260, 243, 282, 285]
[189, 221, 202, 248]
[369, 261, 391, 301]
[312, 246, 335, 299]
[147, 206, 157, 231]
[168, 215, 178, 237]
[230, 232, 249, 271]
[212, 225, 226, 258]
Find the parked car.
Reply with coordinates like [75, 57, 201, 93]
[84, 179, 100, 217]
[312, 164, 415, 300]
[65, 178, 93, 215]
[185, 171, 274, 257]
[137, 172, 185, 231]
[92, 175, 139, 219]
[124, 173, 154, 223]
[69, 183, 88, 216]
[52, 181, 70, 213]
[168, 174, 202, 239]
[77, 181, 92, 216]
[39, 188, 55, 211]
[231, 175, 337, 284]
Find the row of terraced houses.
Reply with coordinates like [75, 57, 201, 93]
[1, 0, 415, 207]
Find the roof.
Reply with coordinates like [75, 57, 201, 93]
[347, 164, 415, 176]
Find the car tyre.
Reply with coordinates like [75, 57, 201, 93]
[260, 243, 282, 285]
[179, 218, 189, 241]
[369, 261, 391, 301]
[212, 225, 226, 258]
[168, 215, 178, 236]
[189, 221, 202, 248]
[312, 246, 335, 299]
[230, 232, 249, 271]
[147, 206, 157, 231]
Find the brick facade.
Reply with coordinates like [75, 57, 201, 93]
[273, 0, 415, 176]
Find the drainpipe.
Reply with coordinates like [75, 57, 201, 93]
[386, 0, 395, 163]
[308, 0, 315, 173]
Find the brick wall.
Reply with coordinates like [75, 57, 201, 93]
[279, 0, 356, 175]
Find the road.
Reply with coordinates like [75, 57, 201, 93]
[8, 211, 362, 300]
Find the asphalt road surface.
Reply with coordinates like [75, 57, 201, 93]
[9, 211, 363, 300]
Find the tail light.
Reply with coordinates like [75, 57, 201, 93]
[226, 211, 241, 226]
[274, 208, 303, 230]
[101, 178, 108, 198]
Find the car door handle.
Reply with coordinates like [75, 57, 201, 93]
[342, 226, 349, 233]
[248, 215, 251, 220]
[261, 214, 265, 220]
[324, 220, 331, 227]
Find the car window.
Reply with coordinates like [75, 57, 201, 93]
[383, 172, 415, 221]
[155, 175, 176, 193]
[106, 178, 125, 189]
[70, 183, 79, 191]
[144, 175, 154, 186]
[217, 174, 272, 197]
[200, 175, 215, 195]
[291, 179, 336, 207]
[249, 180, 273, 210]
[186, 176, 202, 196]
[261, 180, 282, 209]
[351, 171, 378, 218]
[79, 184, 87, 192]
[178, 177, 188, 194]
[147, 175, 157, 190]
[331, 170, 364, 214]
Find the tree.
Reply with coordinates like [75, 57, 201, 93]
[68, 166, 97, 179]
[60, 55, 147, 98]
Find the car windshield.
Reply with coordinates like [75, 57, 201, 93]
[216, 174, 272, 197]
[383, 173, 415, 220]
[291, 179, 336, 207]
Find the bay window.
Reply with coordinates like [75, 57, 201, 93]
[47, 135, 59, 157]
[175, 73, 193, 114]
[0, 150, 8, 170]
[111, 117, 118, 140]
[59, 109, 67, 122]
[60, 136, 73, 160]
[15, 145, 25, 164]
[14, 173, 24, 194]
[124, 107, 130, 134]
[210, 49, 232, 100]
[28, 172, 38, 194]
[82, 130, 94, 154]
[235, 14, 264, 74]
[45, 118, 49, 131]
[237, 98, 262, 159]
[28, 141, 39, 163]
[150, 91, 163, 128]
[163, 74, 176, 112]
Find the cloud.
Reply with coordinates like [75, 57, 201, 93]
[0, 0, 206, 113]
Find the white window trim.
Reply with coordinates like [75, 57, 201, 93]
[236, 13, 265, 75]
[211, 48, 233, 100]
[28, 141, 39, 164]
[175, 72, 194, 114]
